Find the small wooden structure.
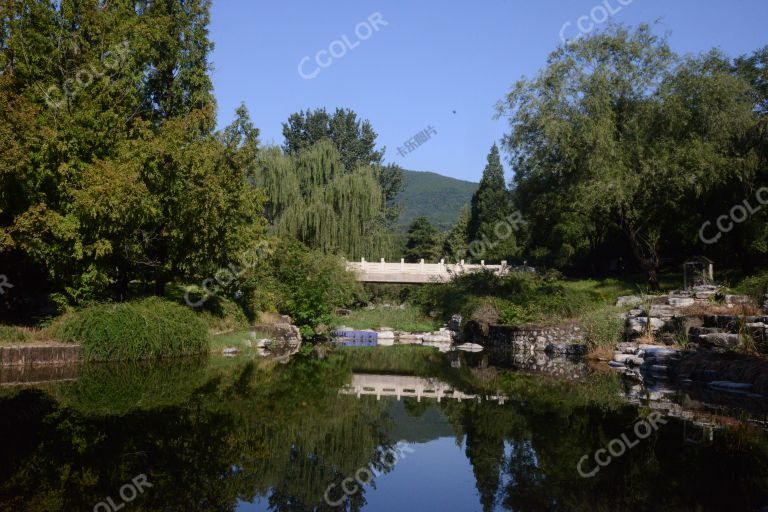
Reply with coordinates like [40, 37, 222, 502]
[683, 256, 714, 289]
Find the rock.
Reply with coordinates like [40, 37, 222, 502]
[335, 308, 352, 316]
[697, 333, 741, 349]
[222, 347, 239, 355]
[648, 305, 678, 319]
[613, 353, 635, 363]
[608, 361, 626, 368]
[447, 314, 463, 332]
[626, 317, 665, 335]
[256, 338, 270, 348]
[627, 356, 645, 366]
[398, 334, 423, 344]
[725, 294, 754, 306]
[314, 323, 329, 336]
[377, 337, 395, 347]
[616, 295, 643, 308]
[616, 342, 639, 354]
[423, 334, 452, 343]
[667, 297, 695, 307]
[377, 330, 395, 339]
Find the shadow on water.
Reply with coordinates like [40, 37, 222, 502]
[0, 347, 766, 511]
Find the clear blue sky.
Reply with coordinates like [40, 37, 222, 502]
[209, 0, 768, 183]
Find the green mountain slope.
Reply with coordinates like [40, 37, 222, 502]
[395, 170, 478, 232]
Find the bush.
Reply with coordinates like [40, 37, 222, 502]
[737, 272, 768, 306]
[580, 306, 625, 349]
[417, 270, 604, 325]
[240, 239, 365, 337]
[51, 297, 210, 361]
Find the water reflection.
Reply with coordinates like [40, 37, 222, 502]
[0, 349, 766, 511]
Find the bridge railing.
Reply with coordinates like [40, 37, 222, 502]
[346, 258, 508, 275]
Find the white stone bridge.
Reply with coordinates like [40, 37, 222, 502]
[346, 258, 515, 284]
[340, 373, 507, 404]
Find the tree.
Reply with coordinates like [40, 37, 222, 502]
[443, 206, 470, 262]
[256, 141, 392, 259]
[497, 24, 764, 286]
[467, 144, 518, 262]
[404, 217, 441, 262]
[0, 0, 266, 309]
[282, 108, 404, 223]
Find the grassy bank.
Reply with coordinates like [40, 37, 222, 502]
[332, 304, 439, 332]
[51, 297, 210, 361]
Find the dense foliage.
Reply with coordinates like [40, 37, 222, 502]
[495, 24, 768, 287]
[0, 0, 265, 316]
[51, 297, 209, 360]
[404, 216, 441, 262]
[236, 239, 364, 337]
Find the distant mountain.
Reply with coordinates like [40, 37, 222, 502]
[395, 170, 478, 232]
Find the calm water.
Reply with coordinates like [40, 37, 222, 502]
[1, 349, 767, 511]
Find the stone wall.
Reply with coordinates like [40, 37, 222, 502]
[0, 342, 83, 367]
[485, 323, 585, 354]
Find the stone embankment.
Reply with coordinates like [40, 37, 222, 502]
[608, 285, 768, 397]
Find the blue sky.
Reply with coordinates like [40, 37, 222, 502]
[209, 0, 768, 183]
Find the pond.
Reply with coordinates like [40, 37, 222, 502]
[0, 348, 767, 511]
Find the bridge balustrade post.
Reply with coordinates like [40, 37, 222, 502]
[481, 260, 485, 266]
[361, 258, 366, 271]
[380, 258, 385, 270]
[400, 258, 404, 271]
[420, 259, 425, 272]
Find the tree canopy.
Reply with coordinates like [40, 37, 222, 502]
[497, 24, 767, 286]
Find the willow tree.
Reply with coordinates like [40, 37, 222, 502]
[256, 140, 393, 259]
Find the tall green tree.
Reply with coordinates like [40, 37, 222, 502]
[443, 205, 470, 262]
[404, 216, 441, 262]
[467, 144, 517, 262]
[282, 107, 404, 224]
[255, 141, 392, 259]
[0, 0, 265, 309]
[497, 24, 765, 286]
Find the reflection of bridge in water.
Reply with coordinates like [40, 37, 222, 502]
[340, 373, 507, 404]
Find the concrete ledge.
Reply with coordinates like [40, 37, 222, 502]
[0, 342, 83, 367]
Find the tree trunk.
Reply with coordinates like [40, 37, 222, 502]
[625, 225, 661, 291]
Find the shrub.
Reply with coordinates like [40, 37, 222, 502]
[580, 306, 625, 349]
[51, 297, 210, 361]
[737, 272, 768, 306]
[240, 239, 365, 337]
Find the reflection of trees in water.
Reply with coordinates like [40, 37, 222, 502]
[438, 390, 768, 512]
[0, 354, 397, 511]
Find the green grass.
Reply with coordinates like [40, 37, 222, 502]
[332, 305, 440, 332]
[0, 325, 32, 343]
[210, 329, 273, 353]
[338, 345, 443, 374]
[50, 297, 210, 361]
